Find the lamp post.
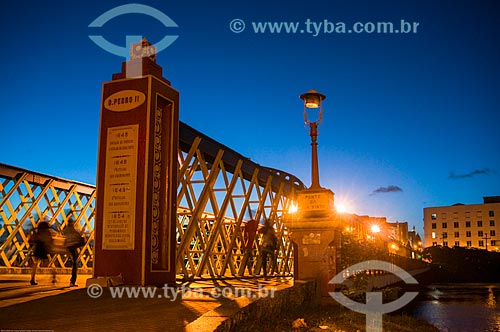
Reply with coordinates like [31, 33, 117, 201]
[300, 90, 326, 189]
[284, 89, 341, 300]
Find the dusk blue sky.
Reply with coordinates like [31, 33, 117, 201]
[2, 0, 499, 238]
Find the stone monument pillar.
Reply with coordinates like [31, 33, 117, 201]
[286, 187, 341, 298]
[93, 38, 179, 286]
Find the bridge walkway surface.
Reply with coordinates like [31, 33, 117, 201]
[0, 274, 294, 332]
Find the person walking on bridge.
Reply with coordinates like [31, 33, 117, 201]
[29, 219, 53, 285]
[241, 211, 259, 276]
[64, 218, 84, 287]
[259, 219, 278, 278]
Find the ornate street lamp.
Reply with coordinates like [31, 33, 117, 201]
[286, 89, 339, 296]
[300, 89, 326, 189]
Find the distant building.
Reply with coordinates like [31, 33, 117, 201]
[386, 221, 409, 244]
[341, 213, 387, 244]
[423, 196, 500, 251]
[408, 227, 423, 251]
[340, 213, 422, 257]
[386, 221, 410, 256]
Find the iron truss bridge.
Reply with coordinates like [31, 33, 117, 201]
[0, 122, 305, 280]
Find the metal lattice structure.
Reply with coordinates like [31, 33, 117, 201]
[0, 164, 95, 272]
[0, 122, 305, 279]
[176, 123, 305, 279]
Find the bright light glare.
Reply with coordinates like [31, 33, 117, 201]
[371, 225, 381, 233]
[336, 204, 346, 213]
[334, 196, 354, 214]
[288, 202, 298, 213]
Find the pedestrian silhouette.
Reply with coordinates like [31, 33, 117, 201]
[241, 212, 259, 276]
[64, 218, 84, 287]
[259, 219, 278, 277]
[29, 219, 53, 285]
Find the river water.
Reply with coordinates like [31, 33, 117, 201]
[410, 283, 500, 332]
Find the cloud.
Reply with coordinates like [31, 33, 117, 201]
[370, 185, 403, 195]
[449, 168, 494, 180]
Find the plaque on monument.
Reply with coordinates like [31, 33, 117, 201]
[102, 125, 138, 250]
[297, 189, 335, 218]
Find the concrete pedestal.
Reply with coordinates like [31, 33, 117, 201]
[286, 188, 342, 298]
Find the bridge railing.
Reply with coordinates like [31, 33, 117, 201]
[0, 163, 95, 273]
[176, 122, 304, 279]
[0, 122, 305, 280]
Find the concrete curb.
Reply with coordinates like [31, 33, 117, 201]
[185, 279, 317, 332]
